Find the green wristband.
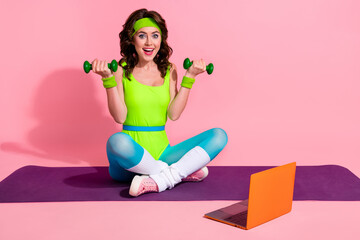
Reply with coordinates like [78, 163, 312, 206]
[102, 75, 117, 89]
[181, 76, 195, 89]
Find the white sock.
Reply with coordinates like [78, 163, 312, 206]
[150, 166, 182, 191]
[171, 146, 211, 178]
[126, 149, 168, 175]
[150, 146, 211, 192]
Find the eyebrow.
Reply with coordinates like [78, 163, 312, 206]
[138, 31, 160, 34]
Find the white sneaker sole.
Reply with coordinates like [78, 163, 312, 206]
[201, 166, 209, 180]
[129, 175, 147, 197]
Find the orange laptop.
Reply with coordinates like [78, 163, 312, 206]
[204, 162, 296, 230]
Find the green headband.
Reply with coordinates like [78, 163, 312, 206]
[132, 18, 162, 37]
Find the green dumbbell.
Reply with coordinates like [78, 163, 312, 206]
[183, 58, 214, 75]
[83, 60, 118, 74]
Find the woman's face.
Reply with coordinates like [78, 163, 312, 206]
[133, 27, 162, 62]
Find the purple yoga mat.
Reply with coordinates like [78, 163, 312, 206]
[0, 165, 359, 203]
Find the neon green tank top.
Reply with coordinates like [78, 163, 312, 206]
[122, 65, 171, 160]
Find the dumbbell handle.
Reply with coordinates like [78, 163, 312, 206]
[83, 60, 118, 74]
[183, 58, 214, 75]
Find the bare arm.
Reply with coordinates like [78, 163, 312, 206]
[167, 64, 190, 121]
[92, 59, 127, 124]
[167, 60, 206, 121]
[106, 67, 127, 124]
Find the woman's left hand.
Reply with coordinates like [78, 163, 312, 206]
[185, 59, 206, 78]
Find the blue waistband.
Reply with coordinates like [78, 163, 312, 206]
[122, 125, 165, 131]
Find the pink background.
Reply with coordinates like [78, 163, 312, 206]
[0, 0, 359, 239]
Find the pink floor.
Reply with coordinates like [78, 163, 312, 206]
[0, 201, 359, 239]
[1, 151, 359, 239]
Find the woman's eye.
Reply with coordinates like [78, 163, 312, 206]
[138, 34, 146, 39]
[152, 34, 159, 39]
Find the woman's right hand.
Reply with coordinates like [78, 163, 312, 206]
[91, 59, 113, 78]
[185, 59, 206, 79]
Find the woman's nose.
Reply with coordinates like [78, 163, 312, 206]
[145, 36, 152, 45]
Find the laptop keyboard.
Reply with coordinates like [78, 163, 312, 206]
[224, 211, 248, 227]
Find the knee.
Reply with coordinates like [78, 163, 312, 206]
[211, 128, 228, 142]
[210, 128, 228, 149]
[107, 132, 135, 156]
[200, 128, 228, 160]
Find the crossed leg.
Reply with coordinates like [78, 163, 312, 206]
[106, 128, 228, 195]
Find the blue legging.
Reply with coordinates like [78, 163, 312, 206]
[107, 128, 228, 182]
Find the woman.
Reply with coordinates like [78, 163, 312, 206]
[91, 9, 227, 197]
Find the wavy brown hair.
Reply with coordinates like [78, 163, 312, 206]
[119, 9, 173, 79]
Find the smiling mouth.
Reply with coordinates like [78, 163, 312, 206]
[143, 48, 154, 55]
